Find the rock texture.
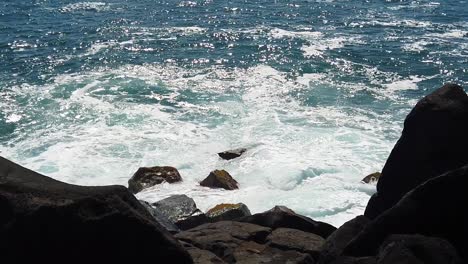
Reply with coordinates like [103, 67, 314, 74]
[266, 227, 325, 258]
[175, 221, 315, 263]
[361, 172, 381, 184]
[128, 166, 182, 194]
[200, 170, 239, 190]
[344, 164, 468, 261]
[237, 206, 336, 239]
[206, 203, 251, 222]
[140, 200, 179, 233]
[0, 156, 192, 263]
[218, 148, 247, 160]
[152, 194, 208, 230]
[365, 84, 468, 219]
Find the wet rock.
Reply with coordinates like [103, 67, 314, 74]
[318, 216, 370, 264]
[206, 203, 251, 222]
[365, 84, 468, 219]
[139, 200, 179, 233]
[128, 166, 182, 194]
[152, 194, 208, 230]
[361, 172, 381, 184]
[218, 148, 247, 160]
[175, 221, 314, 263]
[377, 234, 462, 264]
[237, 206, 336, 239]
[266, 227, 325, 258]
[0, 156, 192, 263]
[344, 164, 468, 262]
[200, 170, 238, 190]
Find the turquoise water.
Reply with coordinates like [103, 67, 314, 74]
[0, 0, 466, 226]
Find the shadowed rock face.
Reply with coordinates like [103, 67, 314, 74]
[0, 156, 192, 263]
[128, 166, 182, 194]
[200, 170, 238, 190]
[365, 84, 468, 219]
[237, 206, 336, 239]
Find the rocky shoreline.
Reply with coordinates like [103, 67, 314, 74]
[1, 83, 467, 263]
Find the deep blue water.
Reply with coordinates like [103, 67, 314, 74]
[0, 0, 466, 225]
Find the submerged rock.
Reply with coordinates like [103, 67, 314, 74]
[365, 84, 468, 219]
[200, 170, 238, 190]
[152, 194, 208, 230]
[0, 156, 192, 263]
[128, 166, 182, 194]
[206, 203, 251, 222]
[218, 148, 247, 160]
[237, 206, 336, 239]
[175, 221, 314, 263]
[361, 172, 381, 184]
[344, 164, 468, 262]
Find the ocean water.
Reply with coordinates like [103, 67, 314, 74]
[0, 0, 466, 226]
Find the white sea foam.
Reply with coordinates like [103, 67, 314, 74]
[59, 2, 109, 13]
[0, 64, 402, 227]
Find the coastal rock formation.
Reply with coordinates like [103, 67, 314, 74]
[175, 221, 315, 263]
[128, 166, 182, 194]
[361, 172, 381, 184]
[140, 200, 179, 233]
[218, 148, 247, 160]
[237, 206, 336, 239]
[152, 194, 208, 230]
[266, 227, 325, 259]
[206, 203, 251, 222]
[0, 156, 192, 263]
[365, 83, 468, 218]
[200, 170, 238, 190]
[344, 164, 468, 262]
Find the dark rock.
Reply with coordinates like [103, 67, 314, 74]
[0, 156, 192, 263]
[200, 170, 238, 190]
[318, 216, 370, 264]
[361, 172, 381, 184]
[344, 164, 468, 261]
[266, 227, 325, 258]
[175, 221, 314, 263]
[152, 194, 209, 230]
[206, 203, 251, 222]
[180, 241, 226, 263]
[328, 257, 376, 264]
[365, 84, 468, 219]
[128, 166, 182, 194]
[237, 206, 336, 239]
[140, 200, 179, 233]
[218, 148, 247, 160]
[377, 234, 462, 264]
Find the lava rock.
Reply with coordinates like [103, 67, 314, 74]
[200, 170, 238, 190]
[344, 164, 468, 261]
[152, 194, 208, 230]
[318, 216, 370, 264]
[140, 200, 179, 233]
[128, 166, 182, 194]
[361, 172, 381, 184]
[266, 227, 325, 259]
[377, 234, 462, 264]
[365, 84, 468, 219]
[206, 203, 251, 222]
[218, 148, 247, 160]
[175, 221, 314, 263]
[237, 206, 336, 239]
[0, 156, 192, 263]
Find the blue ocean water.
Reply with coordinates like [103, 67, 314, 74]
[0, 0, 466, 225]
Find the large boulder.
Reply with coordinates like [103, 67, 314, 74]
[206, 203, 251, 222]
[377, 234, 462, 264]
[365, 84, 468, 218]
[200, 170, 238, 190]
[344, 164, 468, 261]
[152, 194, 208, 230]
[140, 200, 179, 233]
[128, 166, 182, 194]
[218, 148, 247, 160]
[175, 221, 314, 263]
[0, 156, 192, 263]
[237, 206, 336, 239]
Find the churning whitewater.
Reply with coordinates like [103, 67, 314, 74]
[0, 0, 466, 226]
